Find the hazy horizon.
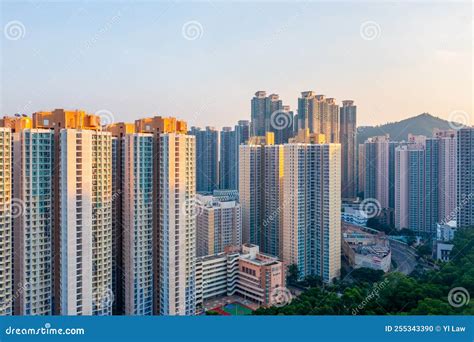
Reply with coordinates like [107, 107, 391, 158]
[1, 1, 472, 129]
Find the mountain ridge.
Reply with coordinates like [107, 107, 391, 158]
[357, 113, 459, 144]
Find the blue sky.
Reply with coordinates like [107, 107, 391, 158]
[1, 1, 472, 128]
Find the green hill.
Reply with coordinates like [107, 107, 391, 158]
[357, 113, 459, 144]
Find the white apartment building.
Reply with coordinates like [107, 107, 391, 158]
[158, 133, 196, 316]
[59, 129, 113, 315]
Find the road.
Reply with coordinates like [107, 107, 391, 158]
[389, 239, 418, 275]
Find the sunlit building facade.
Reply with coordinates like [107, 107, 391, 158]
[0, 127, 12, 315]
[239, 133, 284, 257]
[12, 129, 54, 315]
[297, 91, 339, 143]
[59, 129, 113, 315]
[158, 133, 196, 316]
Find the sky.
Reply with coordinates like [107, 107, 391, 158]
[0, 0, 472, 128]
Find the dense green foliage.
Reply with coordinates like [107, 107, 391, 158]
[254, 228, 474, 315]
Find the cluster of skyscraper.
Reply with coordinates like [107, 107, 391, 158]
[0, 90, 472, 316]
[191, 91, 357, 283]
[192, 91, 357, 199]
[0, 110, 196, 316]
[359, 128, 474, 233]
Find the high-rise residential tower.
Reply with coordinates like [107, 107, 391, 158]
[0, 127, 12, 315]
[121, 133, 154, 315]
[219, 127, 237, 190]
[364, 135, 397, 225]
[158, 133, 196, 316]
[281, 131, 341, 283]
[59, 129, 113, 315]
[457, 127, 474, 227]
[395, 133, 458, 235]
[32, 109, 107, 315]
[235, 120, 250, 146]
[239, 133, 284, 257]
[297, 91, 340, 143]
[231, 120, 250, 190]
[250, 92, 293, 144]
[340, 100, 357, 199]
[196, 194, 242, 257]
[395, 142, 427, 233]
[435, 130, 457, 223]
[106, 122, 135, 314]
[12, 128, 54, 315]
[189, 126, 219, 193]
[357, 143, 366, 197]
[133, 116, 188, 315]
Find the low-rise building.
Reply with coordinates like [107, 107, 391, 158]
[342, 223, 391, 272]
[195, 244, 285, 310]
[434, 220, 456, 261]
[341, 205, 368, 226]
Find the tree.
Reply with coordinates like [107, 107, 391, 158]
[253, 227, 474, 316]
[287, 264, 299, 285]
[351, 268, 384, 284]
